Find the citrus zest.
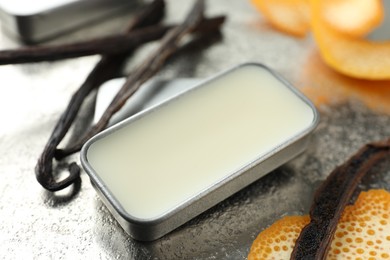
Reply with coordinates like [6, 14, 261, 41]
[248, 189, 390, 259]
[317, 0, 384, 37]
[311, 0, 390, 80]
[251, 0, 390, 80]
[250, 0, 310, 37]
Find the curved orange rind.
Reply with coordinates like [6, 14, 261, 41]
[250, 0, 382, 37]
[250, 0, 310, 37]
[300, 51, 390, 115]
[318, 0, 384, 37]
[248, 215, 309, 260]
[311, 0, 390, 80]
[248, 189, 390, 259]
[251, 0, 390, 80]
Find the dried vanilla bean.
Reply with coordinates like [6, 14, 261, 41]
[35, 0, 166, 191]
[36, 0, 225, 192]
[0, 27, 168, 65]
[291, 138, 390, 259]
[55, 0, 216, 158]
[0, 17, 224, 65]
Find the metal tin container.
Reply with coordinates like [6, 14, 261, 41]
[80, 63, 319, 241]
[0, 0, 136, 43]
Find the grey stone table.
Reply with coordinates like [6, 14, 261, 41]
[1, 1, 389, 259]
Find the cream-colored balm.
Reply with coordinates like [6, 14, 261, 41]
[85, 64, 316, 221]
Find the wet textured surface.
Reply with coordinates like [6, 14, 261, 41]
[0, 1, 389, 259]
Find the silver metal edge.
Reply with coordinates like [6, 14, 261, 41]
[80, 62, 320, 241]
[0, 0, 137, 43]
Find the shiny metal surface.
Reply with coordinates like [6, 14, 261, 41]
[1, 0, 390, 259]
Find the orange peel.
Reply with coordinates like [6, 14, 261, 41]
[251, 0, 390, 80]
[300, 51, 390, 115]
[318, 0, 384, 37]
[311, 0, 390, 80]
[248, 215, 309, 260]
[248, 189, 390, 259]
[250, 0, 383, 37]
[250, 0, 310, 37]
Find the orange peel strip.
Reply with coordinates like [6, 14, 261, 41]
[300, 51, 390, 115]
[318, 0, 384, 37]
[311, 0, 390, 80]
[250, 0, 310, 37]
[248, 189, 390, 259]
[250, 0, 382, 38]
[248, 215, 309, 260]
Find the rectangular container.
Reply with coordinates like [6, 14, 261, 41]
[80, 63, 319, 241]
[0, 0, 136, 43]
